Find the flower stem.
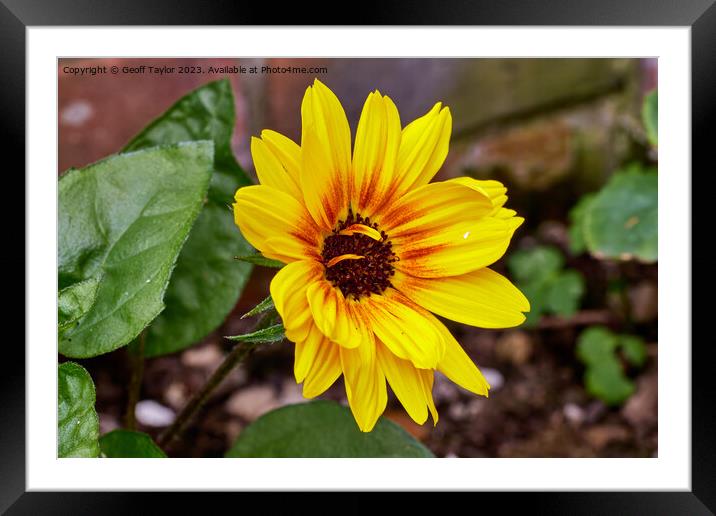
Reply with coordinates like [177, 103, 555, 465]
[124, 331, 146, 431]
[157, 315, 271, 450]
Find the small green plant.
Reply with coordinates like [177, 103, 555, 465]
[569, 163, 657, 262]
[507, 245, 585, 326]
[569, 90, 657, 262]
[576, 326, 647, 406]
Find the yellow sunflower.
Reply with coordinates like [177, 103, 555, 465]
[233, 79, 529, 432]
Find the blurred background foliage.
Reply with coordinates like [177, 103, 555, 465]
[59, 58, 658, 458]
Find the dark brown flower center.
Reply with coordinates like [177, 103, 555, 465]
[321, 208, 397, 300]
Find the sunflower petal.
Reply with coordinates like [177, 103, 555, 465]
[233, 185, 318, 263]
[300, 80, 351, 229]
[351, 91, 402, 215]
[420, 370, 439, 425]
[251, 136, 302, 199]
[270, 260, 323, 343]
[294, 341, 310, 382]
[376, 341, 432, 425]
[364, 289, 445, 369]
[302, 337, 342, 398]
[338, 223, 383, 241]
[338, 299, 374, 349]
[448, 177, 506, 202]
[306, 280, 364, 349]
[394, 268, 529, 328]
[447, 177, 509, 215]
[429, 314, 490, 397]
[393, 102, 452, 195]
[395, 216, 523, 278]
[380, 180, 493, 236]
[258, 130, 303, 193]
[305, 79, 352, 177]
[379, 180, 520, 277]
[494, 207, 517, 219]
[301, 126, 346, 230]
[263, 236, 320, 263]
[340, 338, 387, 432]
[273, 263, 344, 391]
[293, 323, 325, 383]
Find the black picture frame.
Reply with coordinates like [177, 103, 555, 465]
[6, 1, 712, 513]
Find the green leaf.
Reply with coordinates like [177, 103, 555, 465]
[59, 142, 214, 358]
[584, 358, 635, 406]
[99, 430, 166, 458]
[583, 166, 658, 262]
[144, 204, 252, 357]
[508, 246, 564, 284]
[576, 326, 619, 365]
[58, 362, 100, 458]
[241, 295, 275, 319]
[226, 323, 285, 344]
[620, 335, 647, 367]
[123, 80, 255, 357]
[234, 254, 285, 268]
[58, 276, 101, 333]
[642, 89, 658, 147]
[567, 193, 596, 255]
[226, 400, 434, 457]
[544, 270, 585, 317]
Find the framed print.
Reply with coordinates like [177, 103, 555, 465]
[6, 0, 714, 513]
